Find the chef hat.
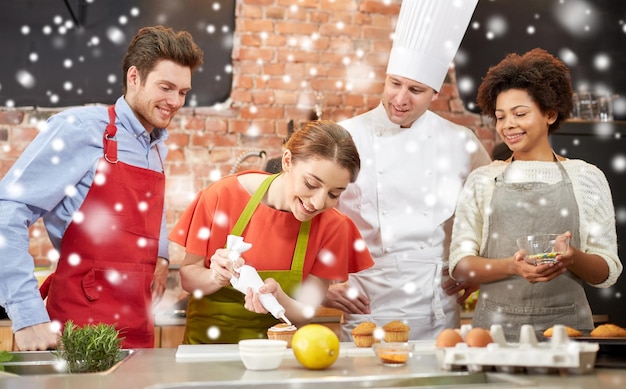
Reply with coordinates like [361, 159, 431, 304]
[386, 0, 479, 92]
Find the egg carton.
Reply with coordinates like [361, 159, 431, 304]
[436, 324, 599, 375]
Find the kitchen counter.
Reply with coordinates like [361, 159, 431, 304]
[460, 312, 610, 325]
[3, 307, 343, 350]
[2, 343, 626, 389]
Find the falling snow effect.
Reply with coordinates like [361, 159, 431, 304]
[0, 0, 234, 107]
[318, 249, 337, 267]
[207, 326, 220, 340]
[456, 0, 626, 120]
[457, 0, 626, 319]
[0, 0, 623, 338]
[454, 0, 626, 329]
[545, 125, 626, 327]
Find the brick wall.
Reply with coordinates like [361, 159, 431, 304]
[0, 0, 496, 266]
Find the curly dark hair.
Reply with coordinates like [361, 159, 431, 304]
[476, 48, 573, 134]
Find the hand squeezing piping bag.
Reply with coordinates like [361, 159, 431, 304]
[226, 235, 292, 325]
[226, 235, 253, 266]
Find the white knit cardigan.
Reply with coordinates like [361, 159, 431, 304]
[449, 159, 622, 288]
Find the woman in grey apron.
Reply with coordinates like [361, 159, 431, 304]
[449, 48, 621, 342]
[474, 155, 593, 341]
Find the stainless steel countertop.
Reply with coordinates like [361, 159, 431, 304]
[2, 343, 626, 389]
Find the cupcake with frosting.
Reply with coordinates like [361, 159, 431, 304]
[267, 323, 297, 347]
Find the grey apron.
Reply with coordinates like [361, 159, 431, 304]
[472, 156, 593, 342]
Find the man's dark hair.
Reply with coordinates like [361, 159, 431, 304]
[121, 25, 204, 94]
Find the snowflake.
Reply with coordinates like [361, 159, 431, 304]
[353, 238, 367, 252]
[318, 249, 336, 266]
[197, 227, 211, 240]
[68, 253, 81, 266]
[207, 326, 220, 340]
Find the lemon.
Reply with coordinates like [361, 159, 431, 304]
[291, 324, 340, 370]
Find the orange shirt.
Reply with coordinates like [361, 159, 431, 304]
[170, 172, 373, 281]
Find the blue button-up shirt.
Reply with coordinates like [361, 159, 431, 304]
[0, 96, 169, 332]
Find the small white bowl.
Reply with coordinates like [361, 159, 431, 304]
[239, 350, 286, 370]
[238, 339, 287, 351]
[238, 339, 287, 370]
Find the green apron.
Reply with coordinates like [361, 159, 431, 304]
[183, 174, 311, 344]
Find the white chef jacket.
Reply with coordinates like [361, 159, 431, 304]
[337, 103, 491, 340]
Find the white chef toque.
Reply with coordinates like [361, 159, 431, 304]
[386, 0, 479, 92]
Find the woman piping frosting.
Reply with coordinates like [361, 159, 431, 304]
[170, 120, 374, 344]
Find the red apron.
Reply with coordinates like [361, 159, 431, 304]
[42, 105, 165, 348]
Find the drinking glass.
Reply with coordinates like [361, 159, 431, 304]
[597, 95, 613, 122]
[578, 92, 597, 121]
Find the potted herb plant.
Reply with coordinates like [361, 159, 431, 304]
[0, 348, 12, 372]
[56, 320, 124, 373]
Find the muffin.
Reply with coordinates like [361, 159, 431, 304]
[351, 321, 379, 347]
[590, 323, 626, 338]
[382, 320, 410, 343]
[543, 325, 582, 338]
[267, 323, 297, 347]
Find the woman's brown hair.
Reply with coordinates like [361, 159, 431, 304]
[284, 120, 360, 183]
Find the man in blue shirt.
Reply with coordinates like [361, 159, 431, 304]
[0, 26, 203, 350]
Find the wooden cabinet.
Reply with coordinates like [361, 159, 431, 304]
[311, 307, 343, 338]
[152, 307, 344, 348]
[0, 325, 15, 351]
[158, 326, 186, 348]
[153, 326, 161, 348]
[1, 309, 344, 350]
[153, 326, 186, 348]
[1, 323, 187, 350]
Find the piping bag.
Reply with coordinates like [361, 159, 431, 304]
[226, 235, 292, 325]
